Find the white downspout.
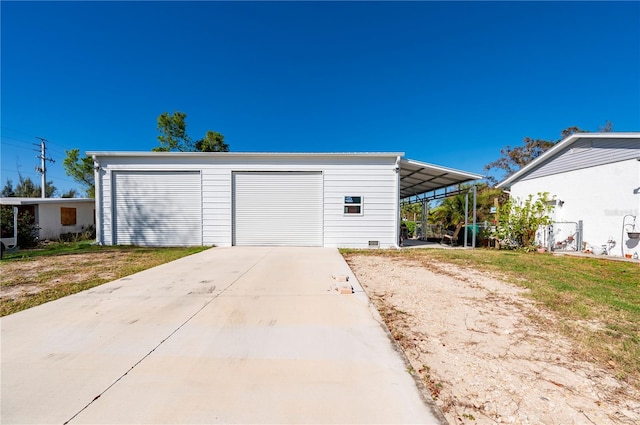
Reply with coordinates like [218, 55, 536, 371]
[92, 155, 103, 245]
[394, 156, 401, 249]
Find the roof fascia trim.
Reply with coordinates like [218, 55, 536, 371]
[401, 158, 483, 180]
[87, 151, 405, 159]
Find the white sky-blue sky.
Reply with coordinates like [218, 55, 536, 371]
[2, 1, 639, 195]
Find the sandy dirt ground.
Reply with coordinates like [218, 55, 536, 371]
[345, 254, 640, 425]
[0, 252, 129, 301]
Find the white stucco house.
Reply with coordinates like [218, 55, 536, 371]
[497, 132, 640, 257]
[88, 152, 481, 248]
[0, 197, 95, 243]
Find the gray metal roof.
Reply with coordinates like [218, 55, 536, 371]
[399, 158, 482, 199]
[496, 132, 640, 188]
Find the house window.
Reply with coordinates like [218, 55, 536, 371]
[61, 207, 77, 226]
[344, 196, 363, 215]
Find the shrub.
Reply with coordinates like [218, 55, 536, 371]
[0, 207, 39, 249]
[493, 192, 554, 251]
[404, 221, 417, 238]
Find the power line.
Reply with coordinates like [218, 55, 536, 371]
[0, 168, 79, 185]
[2, 127, 78, 153]
[1, 141, 33, 150]
[1, 126, 39, 138]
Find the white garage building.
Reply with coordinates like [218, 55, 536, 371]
[89, 152, 481, 248]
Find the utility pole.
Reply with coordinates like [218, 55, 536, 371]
[34, 137, 55, 198]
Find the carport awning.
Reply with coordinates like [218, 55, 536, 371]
[400, 158, 483, 199]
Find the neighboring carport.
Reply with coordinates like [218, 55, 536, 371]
[399, 159, 483, 246]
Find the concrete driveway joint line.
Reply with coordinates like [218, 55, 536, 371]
[2, 247, 446, 424]
[62, 248, 272, 425]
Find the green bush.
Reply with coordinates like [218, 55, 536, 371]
[403, 221, 416, 238]
[59, 225, 96, 242]
[1, 207, 39, 249]
[493, 192, 554, 251]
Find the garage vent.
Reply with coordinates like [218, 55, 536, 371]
[368, 240, 380, 248]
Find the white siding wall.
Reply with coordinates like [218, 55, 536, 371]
[36, 201, 95, 240]
[202, 168, 232, 247]
[95, 155, 399, 248]
[510, 158, 640, 257]
[323, 168, 397, 248]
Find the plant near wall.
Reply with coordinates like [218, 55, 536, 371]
[0, 208, 39, 249]
[493, 192, 554, 251]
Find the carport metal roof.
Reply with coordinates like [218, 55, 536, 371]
[399, 158, 483, 200]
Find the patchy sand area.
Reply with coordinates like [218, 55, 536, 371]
[345, 254, 640, 425]
[0, 252, 126, 301]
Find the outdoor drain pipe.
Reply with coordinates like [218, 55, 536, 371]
[622, 215, 637, 257]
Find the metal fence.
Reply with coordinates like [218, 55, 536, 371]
[545, 221, 583, 252]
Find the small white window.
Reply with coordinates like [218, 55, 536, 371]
[344, 196, 363, 215]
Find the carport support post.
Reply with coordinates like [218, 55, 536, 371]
[422, 199, 428, 241]
[472, 184, 477, 249]
[464, 191, 469, 247]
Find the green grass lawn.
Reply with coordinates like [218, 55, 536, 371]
[342, 248, 640, 387]
[1, 241, 210, 316]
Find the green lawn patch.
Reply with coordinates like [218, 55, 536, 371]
[1, 242, 210, 316]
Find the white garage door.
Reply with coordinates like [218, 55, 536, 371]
[113, 171, 202, 246]
[233, 171, 323, 246]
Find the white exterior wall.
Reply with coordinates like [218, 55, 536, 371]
[510, 158, 640, 257]
[36, 201, 95, 240]
[323, 168, 397, 248]
[95, 155, 399, 248]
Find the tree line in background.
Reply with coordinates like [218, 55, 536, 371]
[1, 174, 76, 198]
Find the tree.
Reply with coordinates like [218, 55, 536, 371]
[484, 122, 613, 185]
[195, 131, 229, 152]
[2, 179, 15, 197]
[153, 111, 230, 152]
[11, 175, 56, 198]
[429, 192, 467, 229]
[401, 203, 422, 221]
[153, 111, 193, 152]
[61, 189, 78, 198]
[62, 149, 95, 197]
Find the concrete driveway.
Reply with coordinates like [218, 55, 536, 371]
[1, 247, 445, 424]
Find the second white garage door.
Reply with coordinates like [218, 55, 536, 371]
[233, 171, 323, 246]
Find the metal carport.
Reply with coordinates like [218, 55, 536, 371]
[399, 159, 483, 247]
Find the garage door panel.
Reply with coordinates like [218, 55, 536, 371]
[233, 172, 322, 246]
[113, 171, 202, 246]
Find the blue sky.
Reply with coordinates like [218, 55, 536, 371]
[2, 1, 639, 196]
